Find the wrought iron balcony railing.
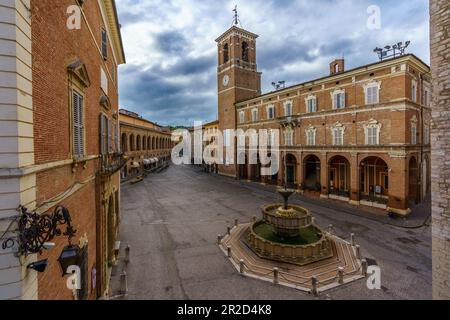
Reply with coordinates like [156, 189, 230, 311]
[99, 152, 127, 177]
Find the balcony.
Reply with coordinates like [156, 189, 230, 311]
[99, 152, 127, 177]
[277, 116, 301, 128]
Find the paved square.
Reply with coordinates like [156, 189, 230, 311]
[119, 165, 431, 300]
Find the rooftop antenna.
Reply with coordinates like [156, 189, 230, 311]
[373, 40, 411, 61]
[232, 5, 242, 27]
[271, 81, 286, 91]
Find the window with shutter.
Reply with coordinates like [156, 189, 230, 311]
[100, 114, 107, 155]
[114, 123, 118, 152]
[107, 118, 112, 153]
[101, 28, 108, 60]
[365, 85, 379, 105]
[73, 91, 85, 158]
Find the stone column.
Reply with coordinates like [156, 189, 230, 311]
[319, 153, 329, 198]
[0, 0, 37, 300]
[387, 156, 410, 216]
[430, 0, 450, 300]
[296, 152, 303, 191]
[349, 153, 360, 205]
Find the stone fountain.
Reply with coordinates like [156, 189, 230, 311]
[245, 187, 333, 265]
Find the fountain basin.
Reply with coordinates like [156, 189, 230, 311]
[262, 204, 313, 237]
[246, 221, 333, 266]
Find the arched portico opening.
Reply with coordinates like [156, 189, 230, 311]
[285, 154, 297, 189]
[360, 156, 389, 205]
[238, 154, 248, 180]
[409, 156, 419, 204]
[303, 155, 321, 191]
[121, 133, 127, 152]
[329, 156, 350, 198]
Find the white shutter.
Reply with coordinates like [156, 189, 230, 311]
[107, 117, 111, 153]
[114, 123, 118, 152]
[340, 93, 345, 108]
[73, 92, 84, 157]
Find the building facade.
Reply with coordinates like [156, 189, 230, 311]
[0, 0, 125, 300]
[216, 25, 431, 216]
[119, 109, 172, 179]
[430, 0, 450, 300]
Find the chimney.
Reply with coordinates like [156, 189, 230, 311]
[330, 59, 345, 75]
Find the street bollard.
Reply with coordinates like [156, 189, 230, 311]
[125, 245, 131, 264]
[227, 226, 231, 236]
[311, 217, 316, 225]
[328, 224, 333, 234]
[273, 267, 279, 284]
[350, 233, 355, 246]
[239, 260, 245, 274]
[361, 259, 368, 276]
[217, 234, 222, 245]
[253, 216, 257, 223]
[311, 276, 318, 296]
[227, 246, 232, 258]
[120, 272, 128, 295]
[355, 245, 361, 260]
[338, 267, 344, 284]
[234, 219, 239, 227]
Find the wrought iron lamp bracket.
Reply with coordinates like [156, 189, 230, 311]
[1, 206, 77, 256]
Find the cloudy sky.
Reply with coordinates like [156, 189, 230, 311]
[115, 0, 430, 126]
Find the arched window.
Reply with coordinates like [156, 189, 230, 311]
[148, 137, 151, 150]
[223, 43, 229, 63]
[334, 63, 340, 74]
[121, 133, 127, 152]
[242, 41, 249, 62]
[129, 134, 135, 151]
[136, 135, 141, 150]
[142, 136, 147, 150]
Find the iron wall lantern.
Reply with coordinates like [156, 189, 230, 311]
[58, 245, 81, 276]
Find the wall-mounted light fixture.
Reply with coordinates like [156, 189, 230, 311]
[27, 259, 48, 273]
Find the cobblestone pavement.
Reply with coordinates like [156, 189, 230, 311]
[119, 165, 431, 300]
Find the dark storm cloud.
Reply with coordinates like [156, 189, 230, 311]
[155, 31, 189, 54]
[115, 0, 430, 126]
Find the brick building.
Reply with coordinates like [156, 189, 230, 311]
[430, 0, 450, 300]
[119, 109, 172, 179]
[0, 0, 125, 300]
[216, 25, 431, 216]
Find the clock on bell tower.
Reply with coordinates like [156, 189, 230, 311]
[216, 22, 262, 177]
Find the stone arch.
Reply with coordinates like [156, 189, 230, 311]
[121, 133, 127, 152]
[328, 155, 351, 197]
[129, 134, 135, 151]
[223, 43, 229, 63]
[284, 153, 297, 188]
[136, 135, 141, 151]
[242, 41, 249, 62]
[409, 156, 419, 204]
[303, 154, 321, 191]
[142, 135, 147, 151]
[359, 156, 389, 204]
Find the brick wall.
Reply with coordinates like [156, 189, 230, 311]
[430, 0, 450, 300]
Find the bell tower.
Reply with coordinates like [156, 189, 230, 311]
[216, 13, 262, 177]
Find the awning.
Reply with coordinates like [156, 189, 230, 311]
[131, 162, 140, 168]
[143, 159, 151, 165]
